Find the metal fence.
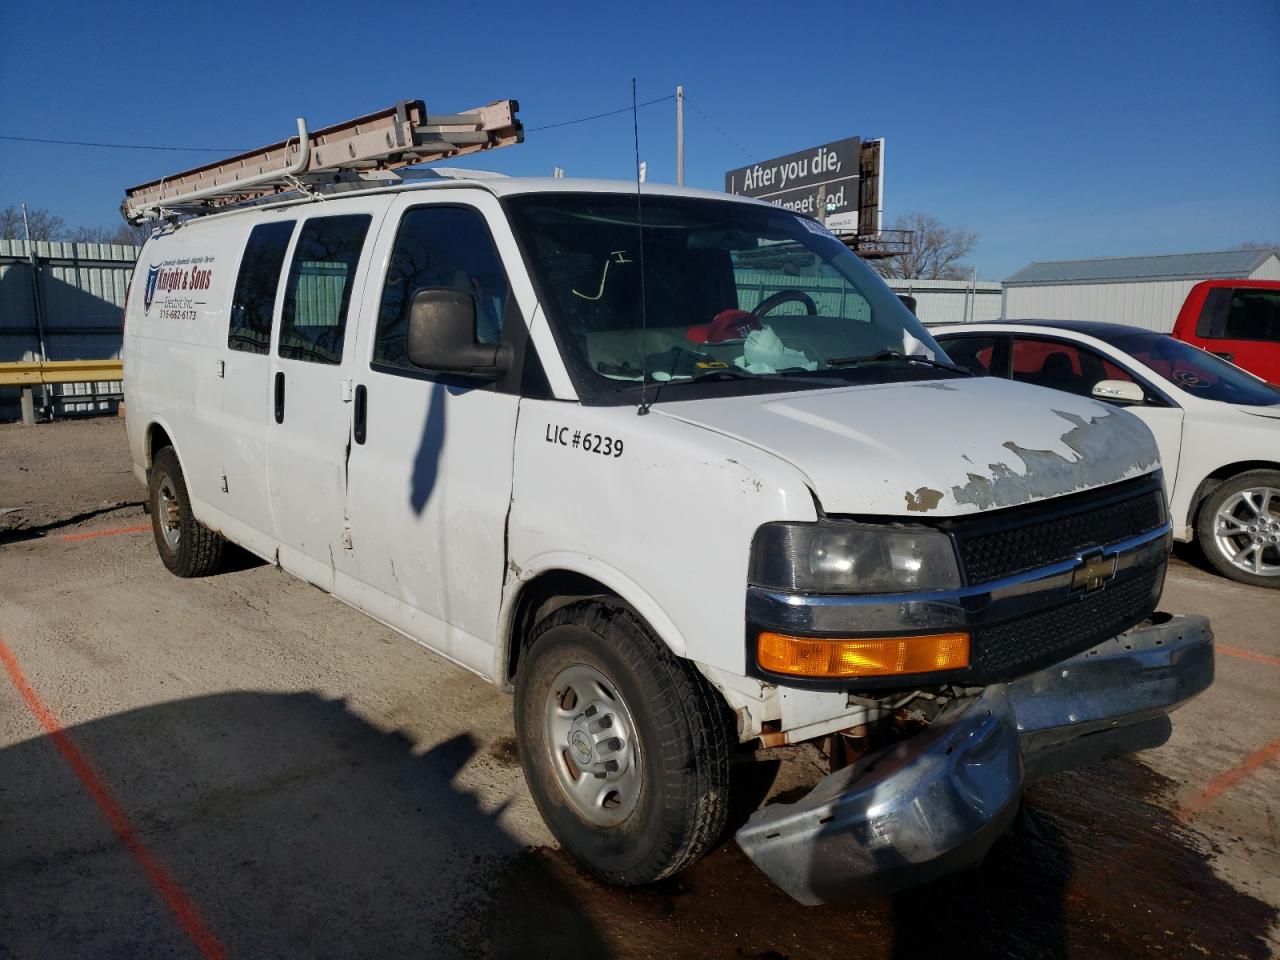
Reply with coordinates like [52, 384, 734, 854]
[884, 278, 1003, 326]
[0, 238, 138, 419]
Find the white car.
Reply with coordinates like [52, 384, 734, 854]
[122, 172, 1214, 905]
[933, 320, 1280, 587]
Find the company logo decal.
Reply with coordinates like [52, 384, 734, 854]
[142, 256, 215, 319]
[144, 265, 161, 313]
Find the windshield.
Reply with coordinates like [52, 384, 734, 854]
[503, 193, 947, 401]
[1111, 331, 1280, 406]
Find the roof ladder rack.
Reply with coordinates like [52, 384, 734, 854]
[121, 99, 522, 223]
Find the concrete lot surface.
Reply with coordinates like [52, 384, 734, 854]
[2, 418, 1278, 959]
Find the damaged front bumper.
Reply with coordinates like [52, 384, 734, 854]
[735, 613, 1214, 905]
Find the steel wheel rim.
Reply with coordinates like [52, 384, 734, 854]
[544, 663, 641, 827]
[157, 475, 181, 551]
[1212, 486, 1280, 577]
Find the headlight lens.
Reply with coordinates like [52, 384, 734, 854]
[750, 521, 960, 594]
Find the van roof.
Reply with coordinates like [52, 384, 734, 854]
[158, 176, 770, 229]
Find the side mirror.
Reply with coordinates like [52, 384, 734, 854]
[1092, 379, 1145, 404]
[406, 287, 511, 379]
[898, 294, 918, 316]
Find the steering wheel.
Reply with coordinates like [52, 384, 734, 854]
[752, 289, 817, 318]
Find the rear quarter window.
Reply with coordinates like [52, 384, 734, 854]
[228, 221, 295, 354]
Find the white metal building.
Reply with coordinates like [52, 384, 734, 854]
[1002, 248, 1280, 332]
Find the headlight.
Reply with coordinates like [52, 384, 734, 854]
[749, 521, 960, 594]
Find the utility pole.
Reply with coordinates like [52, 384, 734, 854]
[21, 203, 50, 424]
[676, 85, 684, 186]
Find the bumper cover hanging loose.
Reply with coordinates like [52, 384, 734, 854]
[735, 613, 1214, 905]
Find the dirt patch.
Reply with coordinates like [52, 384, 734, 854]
[0, 417, 140, 536]
[473, 757, 1278, 960]
[487, 735, 521, 766]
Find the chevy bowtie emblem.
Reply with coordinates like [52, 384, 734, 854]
[1071, 551, 1117, 593]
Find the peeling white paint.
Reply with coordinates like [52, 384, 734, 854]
[657, 377, 1162, 517]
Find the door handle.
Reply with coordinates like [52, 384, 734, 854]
[353, 384, 367, 444]
[1211, 351, 1234, 362]
[274, 371, 285, 424]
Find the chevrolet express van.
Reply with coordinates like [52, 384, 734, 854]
[123, 177, 1213, 904]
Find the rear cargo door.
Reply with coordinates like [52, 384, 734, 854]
[219, 218, 296, 556]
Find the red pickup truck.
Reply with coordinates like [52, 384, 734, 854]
[1174, 279, 1280, 385]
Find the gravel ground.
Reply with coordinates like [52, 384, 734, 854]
[1, 417, 1277, 959]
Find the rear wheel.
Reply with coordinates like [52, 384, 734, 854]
[148, 446, 225, 577]
[1196, 470, 1280, 587]
[514, 599, 733, 885]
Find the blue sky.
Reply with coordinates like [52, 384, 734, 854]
[1, 0, 1276, 279]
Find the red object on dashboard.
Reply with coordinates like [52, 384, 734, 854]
[1173, 279, 1280, 385]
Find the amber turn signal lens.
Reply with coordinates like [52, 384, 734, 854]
[757, 631, 970, 678]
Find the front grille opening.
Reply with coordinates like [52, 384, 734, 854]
[957, 487, 1165, 584]
[970, 566, 1163, 682]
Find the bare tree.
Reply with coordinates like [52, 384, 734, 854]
[69, 225, 118, 244]
[0, 205, 67, 242]
[69, 222, 151, 246]
[111, 221, 155, 246]
[874, 212, 978, 280]
[1240, 240, 1278, 251]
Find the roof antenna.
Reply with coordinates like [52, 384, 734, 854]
[632, 79, 652, 416]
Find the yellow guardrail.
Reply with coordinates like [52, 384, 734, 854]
[0, 359, 124, 387]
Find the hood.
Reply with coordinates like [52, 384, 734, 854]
[656, 377, 1161, 517]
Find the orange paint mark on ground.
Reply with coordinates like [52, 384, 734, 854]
[1178, 736, 1280, 823]
[61, 524, 151, 542]
[0, 634, 230, 960]
[1216, 644, 1280, 668]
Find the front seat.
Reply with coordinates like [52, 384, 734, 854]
[1038, 351, 1080, 393]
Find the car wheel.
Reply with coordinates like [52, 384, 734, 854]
[1195, 469, 1280, 587]
[148, 446, 226, 577]
[514, 599, 733, 885]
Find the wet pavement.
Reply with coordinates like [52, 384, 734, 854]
[472, 756, 1277, 960]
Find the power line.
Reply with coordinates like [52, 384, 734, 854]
[2, 97, 677, 153]
[527, 95, 674, 132]
[0, 134, 247, 153]
[681, 96, 753, 160]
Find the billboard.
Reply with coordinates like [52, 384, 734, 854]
[724, 136, 861, 230]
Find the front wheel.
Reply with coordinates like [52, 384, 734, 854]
[514, 600, 733, 885]
[1196, 470, 1280, 587]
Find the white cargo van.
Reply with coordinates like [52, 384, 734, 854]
[122, 163, 1213, 903]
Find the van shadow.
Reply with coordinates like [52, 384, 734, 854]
[410, 381, 447, 515]
[0, 691, 609, 959]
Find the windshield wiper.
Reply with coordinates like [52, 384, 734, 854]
[687, 367, 760, 383]
[825, 349, 972, 376]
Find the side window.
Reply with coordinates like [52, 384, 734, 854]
[1224, 289, 1280, 343]
[278, 214, 372, 364]
[1196, 287, 1231, 339]
[374, 206, 510, 371]
[1012, 338, 1135, 398]
[228, 221, 294, 354]
[937, 335, 998, 377]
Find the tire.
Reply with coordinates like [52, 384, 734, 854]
[514, 599, 733, 886]
[1195, 469, 1280, 588]
[148, 446, 226, 577]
